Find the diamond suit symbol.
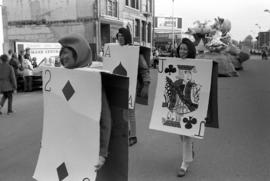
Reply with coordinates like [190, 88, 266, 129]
[57, 162, 69, 181]
[62, 80, 75, 101]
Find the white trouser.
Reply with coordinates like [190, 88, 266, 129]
[180, 135, 193, 162]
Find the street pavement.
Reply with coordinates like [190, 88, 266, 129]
[0, 55, 270, 181]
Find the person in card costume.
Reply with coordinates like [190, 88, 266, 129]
[116, 28, 151, 146]
[175, 38, 197, 177]
[58, 33, 112, 170]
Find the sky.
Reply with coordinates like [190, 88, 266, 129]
[155, 0, 270, 41]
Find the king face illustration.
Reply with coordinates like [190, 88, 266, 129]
[162, 65, 201, 128]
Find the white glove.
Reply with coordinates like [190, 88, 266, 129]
[95, 156, 106, 171]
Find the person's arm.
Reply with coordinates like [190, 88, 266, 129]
[28, 60, 34, 70]
[138, 54, 150, 97]
[96, 87, 112, 171]
[10, 66, 17, 90]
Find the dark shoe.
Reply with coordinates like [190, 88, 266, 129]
[7, 111, 15, 115]
[129, 137, 137, 147]
[177, 168, 187, 177]
[0, 111, 2, 115]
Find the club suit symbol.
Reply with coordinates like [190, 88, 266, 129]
[183, 116, 197, 129]
[164, 64, 176, 75]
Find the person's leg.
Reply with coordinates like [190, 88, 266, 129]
[0, 95, 3, 114]
[7, 91, 13, 113]
[23, 76, 27, 92]
[178, 136, 194, 177]
[128, 108, 137, 146]
[0, 92, 8, 114]
[28, 76, 33, 91]
[182, 136, 193, 163]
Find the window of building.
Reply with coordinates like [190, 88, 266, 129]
[130, 0, 139, 9]
[142, 0, 152, 12]
[135, 19, 140, 40]
[147, 0, 152, 12]
[147, 23, 151, 43]
[107, 0, 118, 17]
[141, 0, 146, 12]
[142, 21, 146, 42]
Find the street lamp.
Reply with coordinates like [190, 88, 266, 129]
[264, 9, 270, 13]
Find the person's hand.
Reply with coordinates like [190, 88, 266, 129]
[140, 83, 150, 98]
[14, 89, 17, 94]
[95, 156, 106, 171]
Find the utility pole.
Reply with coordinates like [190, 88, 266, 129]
[152, 0, 155, 48]
[95, 0, 100, 58]
[172, 0, 175, 50]
[0, 0, 4, 54]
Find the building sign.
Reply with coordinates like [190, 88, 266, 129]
[154, 17, 182, 29]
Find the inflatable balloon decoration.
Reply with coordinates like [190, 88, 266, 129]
[187, 17, 232, 52]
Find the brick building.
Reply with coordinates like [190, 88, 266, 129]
[3, 0, 153, 59]
[257, 31, 270, 49]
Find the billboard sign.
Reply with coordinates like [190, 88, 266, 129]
[15, 42, 61, 65]
[155, 17, 182, 29]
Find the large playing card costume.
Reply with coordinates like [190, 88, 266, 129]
[150, 58, 218, 139]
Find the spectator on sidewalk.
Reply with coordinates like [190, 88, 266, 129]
[31, 57, 38, 68]
[22, 55, 33, 92]
[9, 53, 20, 77]
[17, 50, 25, 76]
[0, 54, 17, 115]
[261, 49, 268, 60]
[24, 48, 32, 62]
[7, 49, 13, 61]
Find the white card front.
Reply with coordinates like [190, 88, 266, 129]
[149, 58, 213, 139]
[33, 67, 101, 181]
[103, 43, 140, 109]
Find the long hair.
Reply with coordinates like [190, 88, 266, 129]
[176, 38, 196, 58]
[116, 28, 132, 45]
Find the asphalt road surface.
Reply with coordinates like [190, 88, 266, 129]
[0, 55, 269, 181]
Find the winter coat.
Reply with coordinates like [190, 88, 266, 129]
[22, 59, 33, 76]
[0, 63, 17, 92]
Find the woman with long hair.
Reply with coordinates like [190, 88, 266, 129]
[175, 38, 196, 177]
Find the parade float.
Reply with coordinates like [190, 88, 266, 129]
[187, 17, 250, 77]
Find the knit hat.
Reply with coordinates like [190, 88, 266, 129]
[58, 33, 92, 68]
